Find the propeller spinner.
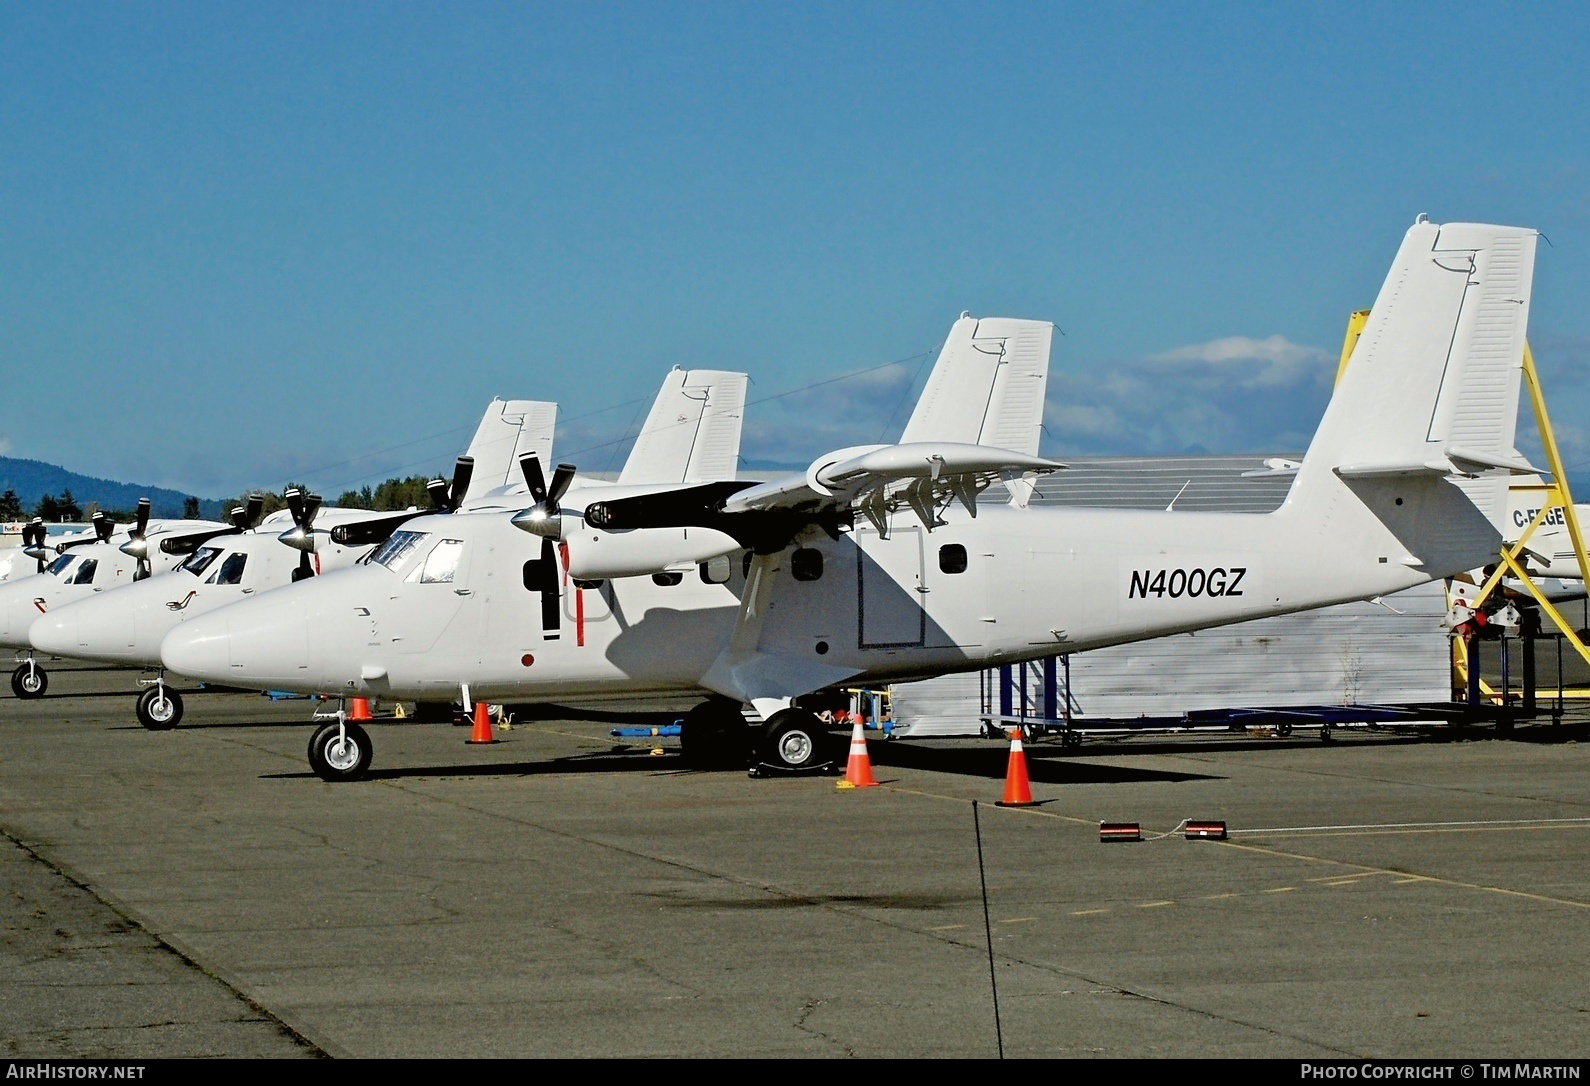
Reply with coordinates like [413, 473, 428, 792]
[278, 487, 324, 580]
[118, 500, 153, 579]
[511, 454, 576, 540]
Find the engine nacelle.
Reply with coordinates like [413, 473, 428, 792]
[562, 525, 741, 580]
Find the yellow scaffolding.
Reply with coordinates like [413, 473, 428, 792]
[1336, 317, 1590, 705]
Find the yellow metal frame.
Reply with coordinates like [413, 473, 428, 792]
[1336, 319, 1590, 702]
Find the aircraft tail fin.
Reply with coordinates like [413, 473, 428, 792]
[618, 369, 748, 485]
[462, 399, 558, 501]
[1287, 218, 1538, 572]
[900, 315, 1052, 456]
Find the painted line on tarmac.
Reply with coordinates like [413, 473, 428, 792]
[1234, 816, 1590, 834]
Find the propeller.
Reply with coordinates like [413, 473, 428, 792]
[279, 487, 325, 581]
[245, 494, 264, 528]
[22, 518, 48, 571]
[511, 454, 576, 540]
[91, 511, 114, 543]
[428, 456, 476, 513]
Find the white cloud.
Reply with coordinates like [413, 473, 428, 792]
[1147, 335, 1335, 388]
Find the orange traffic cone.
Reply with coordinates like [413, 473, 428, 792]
[994, 728, 1037, 808]
[837, 716, 879, 789]
[465, 701, 498, 745]
[348, 697, 372, 721]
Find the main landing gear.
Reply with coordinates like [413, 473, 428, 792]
[10, 660, 47, 699]
[679, 699, 841, 777]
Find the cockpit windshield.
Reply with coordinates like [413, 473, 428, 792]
[46, 554, 76, 578]
[407, 538, 463, 584]
[369, 530, 426, 572]
[180, 547, 224, 577]
[206, 552, 247, 585]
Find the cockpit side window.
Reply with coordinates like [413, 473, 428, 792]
[46, 554, 76, 577]
[70, 558, 99, 585]
[370, 530, 426, 572]
[412, 539, 464, 584]
[180, 547, 223, 577]
[206, 552, 247, 585]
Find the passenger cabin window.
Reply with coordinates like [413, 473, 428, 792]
[791, 547, 823, 582]
[207, 552, 247, 585]
[413, 539, 464, 584]
[699, 555, 731, 584]
[181, 547, 223, 577]
[370, 530, 426, 572]
[939, 544, 968, 575]
[652, 571, 683, 587]
[69, 558, 99, 585]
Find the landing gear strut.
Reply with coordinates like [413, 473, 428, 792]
[10, 660, 46, 699]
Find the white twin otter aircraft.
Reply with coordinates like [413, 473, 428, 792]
[54, 218, 1548, 780]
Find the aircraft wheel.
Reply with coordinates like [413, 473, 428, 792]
[136, 686, 183, 730]
[307, 721, 373, 782]
[679, 700, 747, 768]
[761, 709, 835, 773]
[11, 664, 47, 700]
[1276, 723, 1294, 738]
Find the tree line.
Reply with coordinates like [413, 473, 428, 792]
[2, 473, 444, 528]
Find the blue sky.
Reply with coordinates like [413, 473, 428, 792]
[3, 3, 1587, 499]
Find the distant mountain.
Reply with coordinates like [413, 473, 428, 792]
[0, 457, 223, 520]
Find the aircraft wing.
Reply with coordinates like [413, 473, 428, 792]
[585, 440, 1063, 544]
[618, 369, 747, 485]
[327, 509, 426, 547]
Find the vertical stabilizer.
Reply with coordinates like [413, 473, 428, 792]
[1290, 218, 1536, 531]
[900, 315, 1053, 455]
[619, 369, 748, 485]
[462, 399, 558, 500]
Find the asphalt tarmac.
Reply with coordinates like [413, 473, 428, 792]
[1, 662, 1587, 1059]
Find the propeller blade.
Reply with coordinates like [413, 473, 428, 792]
[427, 478, 451, 511]
[449, 456, 474, 510]
[134, 498, 150, 536]
[92, 511, 112, 542]
[244, 494, 264, 528]
[519, 454, 548, 503]
[285, 488, 306, 528]
[230, 506, 250, 531]
[548, 463, 576, 504]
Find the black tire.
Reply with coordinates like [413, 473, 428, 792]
[760, 709, 836, 773]
[413, 701, 459, 725]
[307, 721, 373, 782]
[679, 700, 748, 769]
[135, 686, 183, 730]
[1276, 723, 1294, 738]
[11, 664, 47, 700]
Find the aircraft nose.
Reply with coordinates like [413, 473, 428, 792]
[161, 596, 311, 688]
[0, 591, 45, 648]
[159, 610, 234, 682]
[28, 610, 79, 656]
